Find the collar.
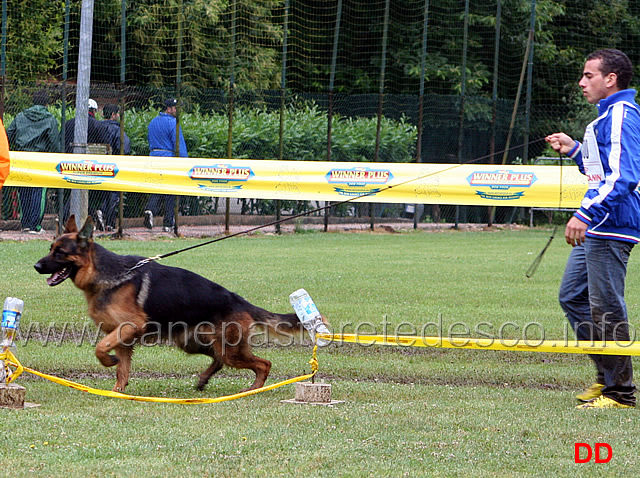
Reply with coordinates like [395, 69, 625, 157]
[597, 89, 637, 114]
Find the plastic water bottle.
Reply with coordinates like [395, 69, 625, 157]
[289, 289, 331, 346]
[1, 297, 24, 383]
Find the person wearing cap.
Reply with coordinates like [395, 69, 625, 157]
[94, 103, 131, 231]
[143, 98, 188, 232]
[63, 98, 109, 153]
[61, 98, 111, 223]
[6, 89, 61, 233]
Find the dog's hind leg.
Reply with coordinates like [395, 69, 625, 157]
[237, 351, 271, 392]
[215, 312, 272, 392]
[197, 354, 224, 391]
[216, 342, 271, 392]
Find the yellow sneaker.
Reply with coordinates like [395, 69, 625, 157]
[576, 383, 604, 402]
[576, 396, 634, 409]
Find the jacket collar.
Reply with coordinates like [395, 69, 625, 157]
[597, 89, 637, 114]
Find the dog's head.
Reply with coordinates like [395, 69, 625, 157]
[34, 215, 95, 286]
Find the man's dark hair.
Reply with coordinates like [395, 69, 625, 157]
[587, 49, 634, 90]
[32, 89, 50, 106]
[102, 103, 119, 119]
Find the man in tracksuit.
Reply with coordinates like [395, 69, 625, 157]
[546, 49, 640, 409]
[7, 90, 61, 232]
[143, 98, 188, 232]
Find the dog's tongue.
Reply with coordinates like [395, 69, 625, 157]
[47, 270, 68, 286]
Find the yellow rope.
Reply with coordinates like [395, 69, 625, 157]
[0, 349, 317, 404]
[7, 330, 639, 405]
[9, 330, 639, 404]
[316, 333, 640, 355]
[0, 348, 24, 383]
[309, 344, 319, 373]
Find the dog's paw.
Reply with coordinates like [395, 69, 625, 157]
[112, 383, 127, 393]
[98, 354, 120, 367]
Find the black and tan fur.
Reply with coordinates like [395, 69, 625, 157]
[34, 215, 324, 393]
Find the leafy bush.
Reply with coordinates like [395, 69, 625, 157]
[126, 102, 417, 162]
[4, 101, 417, 162]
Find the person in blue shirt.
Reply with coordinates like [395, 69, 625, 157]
[143, 98, 188, 232]
[546, 49, 640, 409]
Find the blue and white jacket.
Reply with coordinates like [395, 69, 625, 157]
[567, 89, 640, 243]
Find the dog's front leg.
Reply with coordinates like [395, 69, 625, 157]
[113, 345, 133, 392]
[95, 321, 142, 392]
[95, 330, 121, 367]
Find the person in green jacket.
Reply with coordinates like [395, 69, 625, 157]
[6, 90, 61, 233]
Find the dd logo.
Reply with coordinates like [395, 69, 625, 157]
[574, 443, 613, 463]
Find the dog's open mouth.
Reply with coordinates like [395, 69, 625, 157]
[47, 268, 71, 286]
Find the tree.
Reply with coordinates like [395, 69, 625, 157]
[4, 0, 64, 82]
[90, 0, 282, 90]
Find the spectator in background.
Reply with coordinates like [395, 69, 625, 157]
[62, 98, 110, 224]
[64, 98, 109, 153]
[144, 98, 188, 232]
[102, 103, 131, 156]
[95, 103, 131, 231]
[6, 90, 61, 233]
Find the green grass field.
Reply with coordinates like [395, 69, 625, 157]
[1, 228, 639, 476]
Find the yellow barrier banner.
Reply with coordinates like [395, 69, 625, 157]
[6, 151, 588, 208]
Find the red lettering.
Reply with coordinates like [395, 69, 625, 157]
[595, 443, 612, 463]
[575, 443, 592, 463]
[575, 443, 612, 463]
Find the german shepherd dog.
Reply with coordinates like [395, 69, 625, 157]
[34, 215, 323, 394]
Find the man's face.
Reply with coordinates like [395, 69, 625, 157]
[166, 106, 177, 118]
[579, 58, 617, 104]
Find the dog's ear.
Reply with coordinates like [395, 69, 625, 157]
[77, 217, 95, 248]
[64, 215, 78, 234]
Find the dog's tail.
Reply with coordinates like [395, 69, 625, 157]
[251, 307, 303, 333]
[250, 306, 330, 341]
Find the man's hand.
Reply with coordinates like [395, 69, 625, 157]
[565, 216, 588, 246]
[545, 132, 577, 155]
